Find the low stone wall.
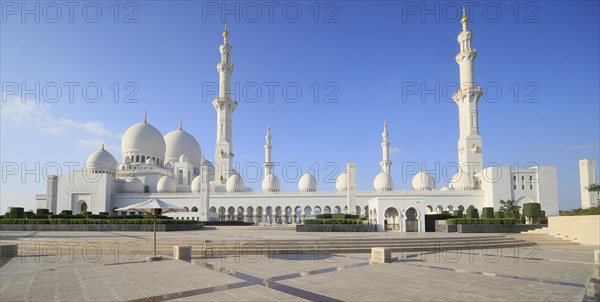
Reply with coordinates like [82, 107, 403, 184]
[548, 215, 600, 246]
[296, 224, 377, 232]
[0, 223, 203, 232]
[455, 224, 544, 233]
[434, 221, 457, 233]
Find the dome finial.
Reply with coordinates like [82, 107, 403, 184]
[461, 5, 468, 30]
[144, 113, 147, 123]
[101, 143, 104, 150]
[266, 125, 270, 135]
[223, 22, 229, 43]
[179, 118, 183, 130]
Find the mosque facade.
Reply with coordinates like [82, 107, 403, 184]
[35, 12, 559, 232]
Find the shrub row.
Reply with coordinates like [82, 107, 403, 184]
[304, 219, 364, 225]
[0, 219, 198, 225]
[446, 218, 518, 225]
[559, 207, 600, 216]
[5, 214, 171, 220]
[315, 214, 359, 220]
[203, 221, 255, 226]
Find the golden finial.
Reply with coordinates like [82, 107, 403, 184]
[143, 113, 147, 123]
[384, 120, 387, 129]
[179, 118, 183, 130]
[101, 143, 104, 150]
[267, 126, 270, 134]
[223, 23, 229, 43]
[461, 5, 468, 25]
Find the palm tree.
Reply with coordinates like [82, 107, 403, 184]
[498, 199, 521, 219]
[586, 184, 600, 192]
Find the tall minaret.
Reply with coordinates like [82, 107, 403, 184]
[264, 127, 273, 176]
[213, 23, 237, 184]
[380, 121, 392, 174]
[452, 7, 484, 177]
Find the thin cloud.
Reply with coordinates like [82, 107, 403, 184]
[567, 142, 599, 152]
[77, 139, 120, 153]
[1, 94, 120, 147]
[390, 147, 401, 155]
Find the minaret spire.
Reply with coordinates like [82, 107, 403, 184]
[264, 126, 273, 175]
[452, 6, 484, 179]
[461, 5, 468, 31]
[179, 118, 183, 130]
[213, 24, 237, 185]
[380, 121, 392, 174]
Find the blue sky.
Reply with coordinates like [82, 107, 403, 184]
[1, 1, 599, 212]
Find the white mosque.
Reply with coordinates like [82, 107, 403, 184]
[35, 11, 559, 232]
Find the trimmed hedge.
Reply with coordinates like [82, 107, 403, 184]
[60, 210, 73, 216]
[331, 214, 359, 220]
[0, 219, 198, 225]
[494, 211, 505, 218]
[453, 210, 463, 218]
[9, 207, 24, 219]
[466, 208, 479, 219]
[316, 214, 332, 219]
[559, 207, 600, 216]
[203, 221, 255, 226]
[36, 208, 50, 215]
[481, 207, 494, 219]
[446, 218, 518, 225]
[304, 219, 364, 225]
[523, 203, 541, 218]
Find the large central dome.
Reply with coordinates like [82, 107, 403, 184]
[164, 128, 202, 164]
[121, 121, 166, 160]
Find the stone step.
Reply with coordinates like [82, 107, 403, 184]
[521, 227, 548, 235]
[10, 238, 530, 255]
[8, 239, 526, 252]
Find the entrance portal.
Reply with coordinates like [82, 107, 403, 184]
[405, 207, 418, 232]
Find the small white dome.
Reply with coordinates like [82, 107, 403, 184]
[86, 146, 118, 173]
[179, 154, 189, 163]
[440, 186, 450, 191]
[121, 122, 166, 159]
[157, 176, 177, 193]
[226, 172, 245, 193]
[298, 172, 317, 192]
[123, 156, 132, 164]
[145, 157, 154, 165]
[164, 128, 202, 164]
[411, 171, 436, 191]
[123, 177, 144, 193]
[191, 175, 203, 193]
[164, 162, 173, 170]
[450, 170, 474, 191]
[336, 172, 347, 192]
[373, 172, 393, 192]
[262, 174, 281, 192]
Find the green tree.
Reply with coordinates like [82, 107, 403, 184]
[498, 199, 521, 219]
[586, 183, 600, 192]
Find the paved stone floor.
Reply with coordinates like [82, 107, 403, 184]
[0, 228, 598, 301]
